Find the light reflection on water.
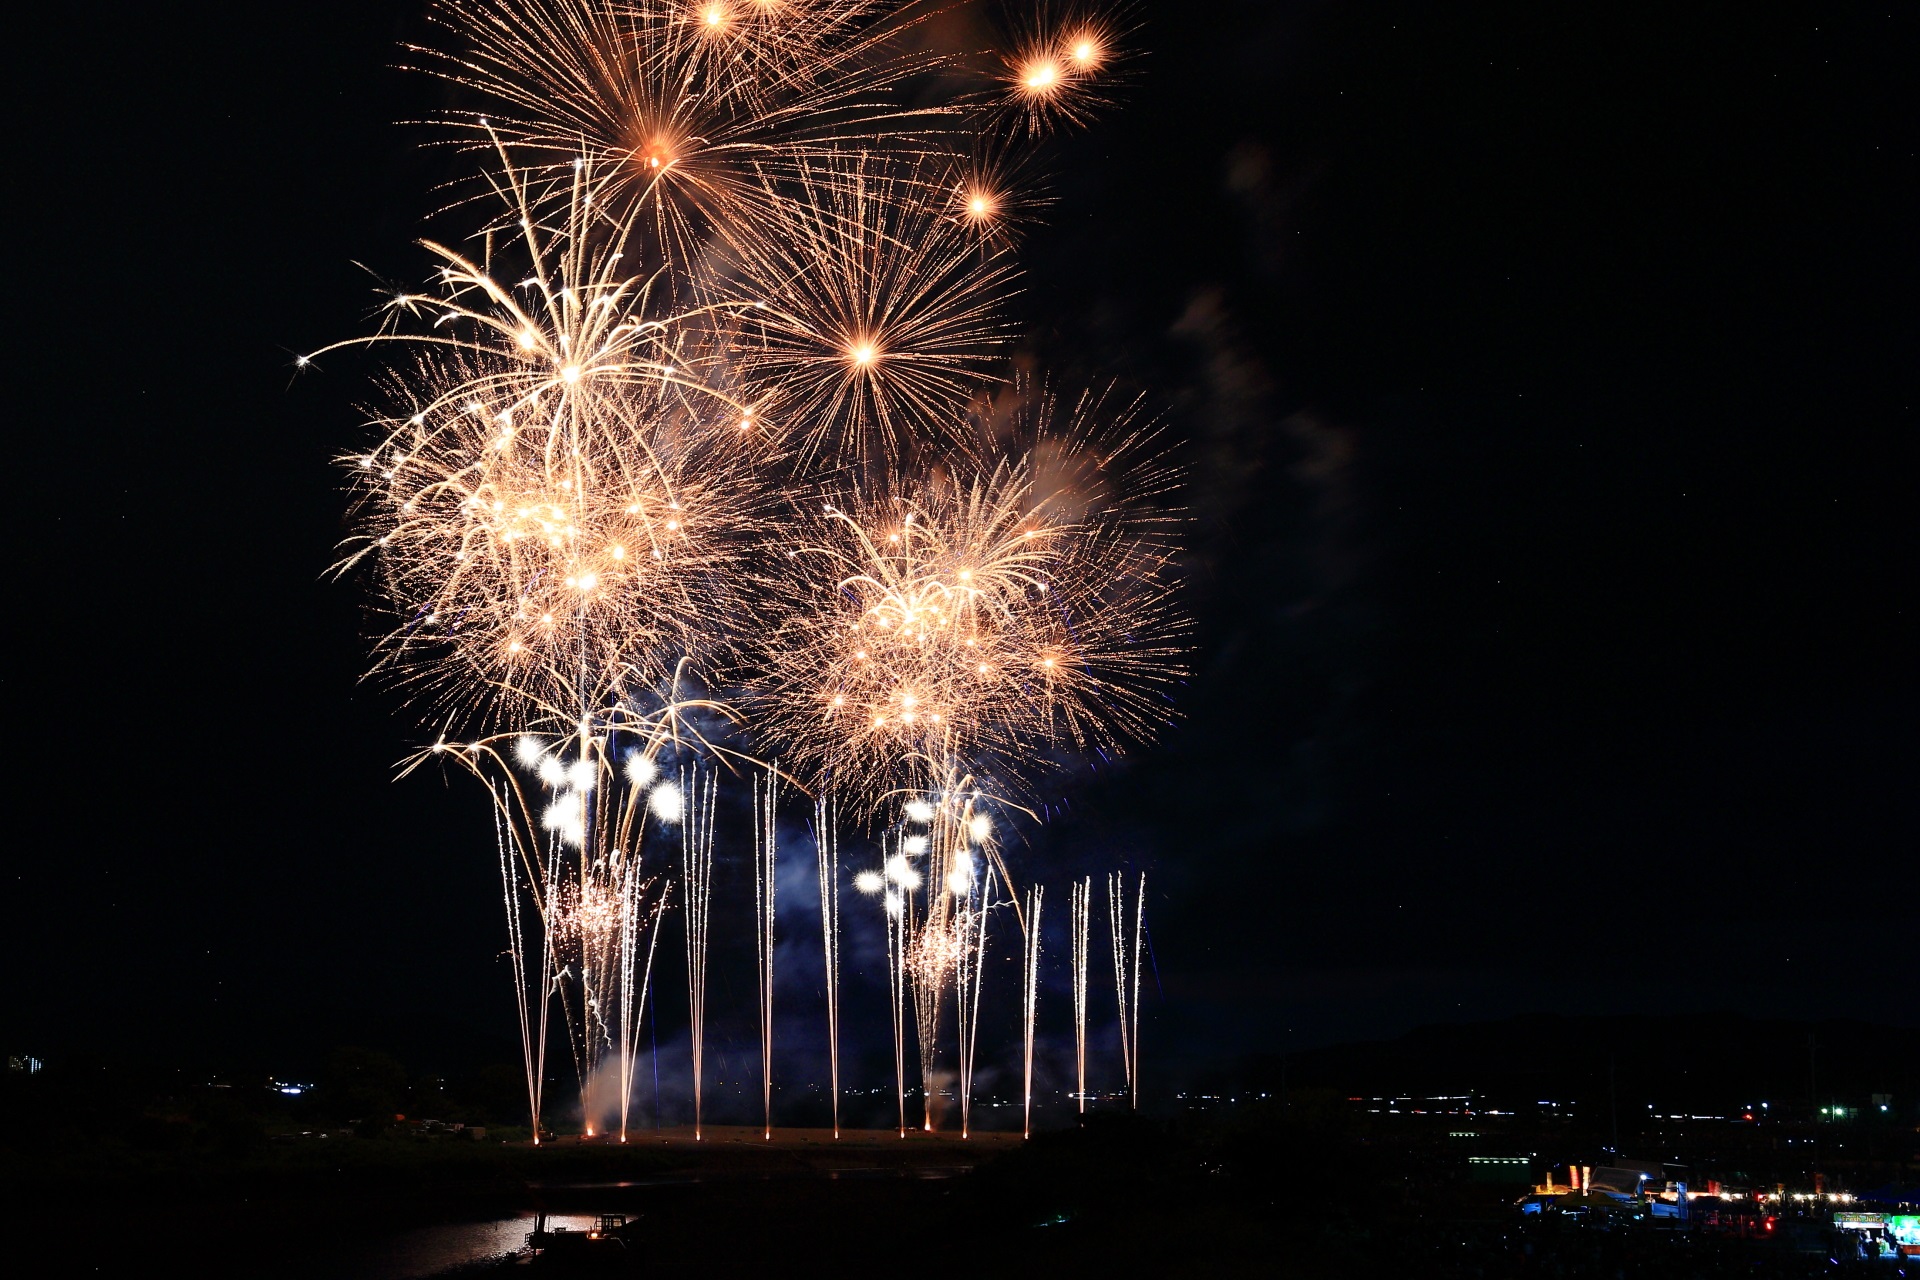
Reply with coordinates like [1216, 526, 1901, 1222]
[286, 1213, 597, 1279]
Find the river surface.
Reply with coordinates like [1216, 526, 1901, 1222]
[275, 1167, 975, 1276]
[280, 1213, 597, 1278]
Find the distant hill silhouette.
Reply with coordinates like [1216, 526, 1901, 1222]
[1240, 1013, 1918, 1113]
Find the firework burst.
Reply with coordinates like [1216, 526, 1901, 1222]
[739, 384, 1187, 805]
[719, 155, 1020, 464]
[325, 158, 769, 728]
[411, 0, 960, 280]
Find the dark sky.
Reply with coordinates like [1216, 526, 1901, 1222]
[8, 1, 1913, 1088]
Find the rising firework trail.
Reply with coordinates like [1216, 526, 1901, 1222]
[1071, 875, 1091, 1114]
[854, 846, 909, 1136]
[616, 877, 668, 1142]
[813, 796, 843, 1138]
[888, 887, 910, 1137]
[753, 768, 779, 1138]
[506, 729, 678, 1140]
[496, 793, 552, 1140]
[680, 768, 717, 1140]
[439, 721, 696, 1139]
[953, 866, 995, 1139]
[1021, 882, 1043, 1139]
[895, 801, 954, 1132]
[1108, 870, 1145, 1110]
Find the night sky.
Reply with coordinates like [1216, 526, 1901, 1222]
[9, 1, 1913, 1089]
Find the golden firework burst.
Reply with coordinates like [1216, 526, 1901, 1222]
[739, 384, 1188, 803]
[323, 158, 769, 729]
[410, 0, 961, 283]
[720, 155, 1019, 464]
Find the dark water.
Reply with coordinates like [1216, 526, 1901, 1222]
[280, 1213, 596, 1278]
[278, 1170, 974, 1277]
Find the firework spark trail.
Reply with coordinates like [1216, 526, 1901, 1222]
[616, 878, 668, 1142]
[496, 792, 545, 1136]
[491, 727, 683, 1139]
[424, 711, 711, 1139]
[1107, 870, 1129, 1106]
[871, 810, 940, 1132]
[852, 839, 908, 1134]
[880, 780, 1015, 1135]
[1071, 875, 1091, 1114]
[1022, 882, 1043, 1139]
[1130, 873, 1144, 1109]
[954, 867, 994, 1139]
[551, 875, 592, 1129]
[680, 768, 717, 1140]
[909, 909, 942, 1131]
[812, 795, 842, 1137]
[551, 856, 619, 1133]
[884, 873, 908, 1137]
[1108, 870, 1144, 1110]
[537, 840, 564, 1140]
[753, 767, 779, 1138]
[893, 796, 971, 1133]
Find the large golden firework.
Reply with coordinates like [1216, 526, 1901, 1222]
[719, 155, 1019, 464]
[411, 0, 961, 280]
[324, 160, 769, 729]
[739, 384, 1187, 804]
